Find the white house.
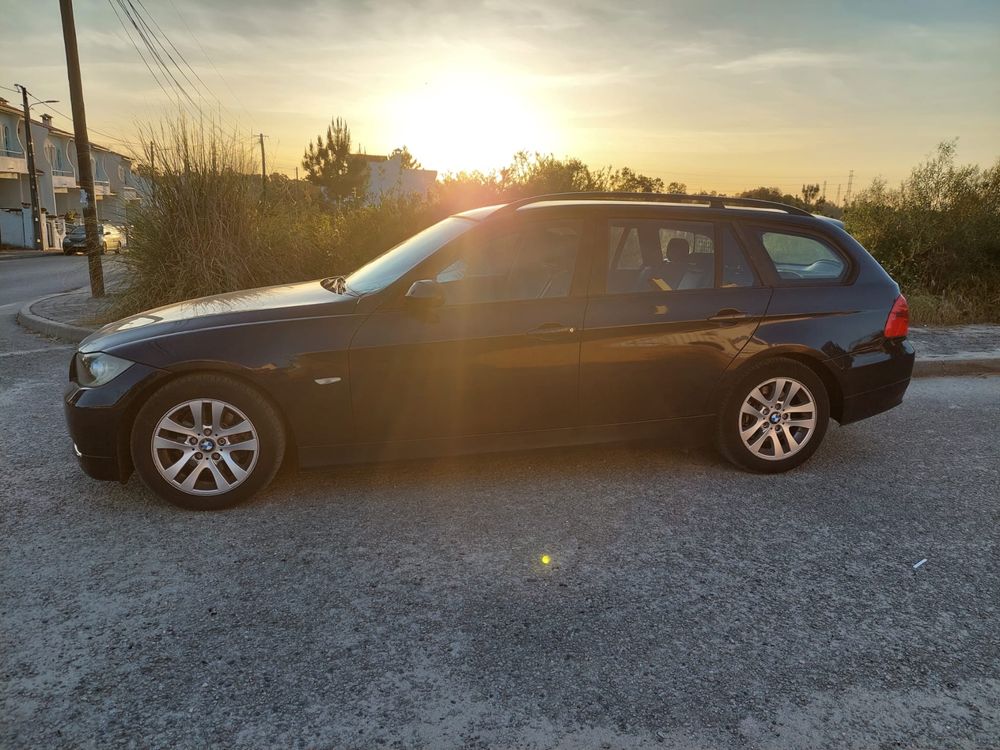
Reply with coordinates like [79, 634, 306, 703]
[361, 152, 437, 204]
[0, 97, 140, 249]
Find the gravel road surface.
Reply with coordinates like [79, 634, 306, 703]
[1, 289, 998, 749]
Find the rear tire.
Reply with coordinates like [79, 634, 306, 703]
[131, 373, 285, 510]
[717, 357, 830, 473]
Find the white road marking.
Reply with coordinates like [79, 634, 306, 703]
[0, 346, 74, 358]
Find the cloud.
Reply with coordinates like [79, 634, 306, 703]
[714, 48, 849, 73]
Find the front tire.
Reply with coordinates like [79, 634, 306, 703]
[717, 357, 830, 473]
[131, 374, 286, 510]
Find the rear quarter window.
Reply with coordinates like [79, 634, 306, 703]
[755, 229, 848, 283]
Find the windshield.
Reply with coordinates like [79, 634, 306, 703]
[344, 216, 478, 295]
[68, 225, 103, 236]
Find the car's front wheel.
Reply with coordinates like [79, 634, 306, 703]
[717, 357, 830, 473]
[131, 374, 285, 510]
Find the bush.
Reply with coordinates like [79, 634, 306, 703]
[845, 141, 1000, 321]
[114, 123, 442, 318]
[117, 125, 999, 326]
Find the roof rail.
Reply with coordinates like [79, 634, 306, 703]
[502, 191, 813, 217]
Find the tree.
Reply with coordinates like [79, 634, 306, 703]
[389, 146, 421, 170]
[801, 183, 821, 206]
[740, 186, 810, 211]
[301, 117, 369, 201]
[604, 166, 665, 193]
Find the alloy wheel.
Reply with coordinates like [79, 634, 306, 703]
[150, 399, 259, 495]
[738, 377, 818, 461]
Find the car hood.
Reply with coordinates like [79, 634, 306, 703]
[80, 280, 358, 353]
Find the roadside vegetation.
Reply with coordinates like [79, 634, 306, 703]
[114, 121, 999, 325]
[845, 141, 1000, 324]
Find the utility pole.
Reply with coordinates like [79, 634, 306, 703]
[822, 180, 827, 202]
[58, 0, 104, 297]
[294, 166, 298, 181]
[835, 184, 841, 205]
[14, 85, 43, 251]
[843, 169, 854, 206]
[256, 133, 267, 200]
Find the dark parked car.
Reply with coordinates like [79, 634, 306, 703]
[63, 222, 125, 254]
[64, 193, 914, 509]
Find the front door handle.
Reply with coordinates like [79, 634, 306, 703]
[709, 308, 748, 323]
[527, 322, 577, 340]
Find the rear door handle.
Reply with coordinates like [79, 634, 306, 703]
[527, 322, 577, 340]
[708, 308, 748, 323]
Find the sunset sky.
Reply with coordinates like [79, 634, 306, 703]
[2, 0, 997, 195]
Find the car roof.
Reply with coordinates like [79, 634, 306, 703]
[509, 192, 813, 216]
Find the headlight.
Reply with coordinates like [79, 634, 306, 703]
[75, 352, 133, 387]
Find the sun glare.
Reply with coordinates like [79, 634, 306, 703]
[384, 68, 557, 175]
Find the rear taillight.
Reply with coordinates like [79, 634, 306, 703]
[884, 294, 909, 339]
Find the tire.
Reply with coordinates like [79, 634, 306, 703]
[716, 357, 830, 473]
[131, 373, 286, 510]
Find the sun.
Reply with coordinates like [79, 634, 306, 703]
[383, 68, 558, 174]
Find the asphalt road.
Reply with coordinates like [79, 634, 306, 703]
[1, 262, 998, 748]
[0, 253, 96, 309]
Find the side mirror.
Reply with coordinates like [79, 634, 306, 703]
[405, 279, 444, 307]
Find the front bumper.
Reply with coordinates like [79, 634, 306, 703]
[64, 361, 168, 482]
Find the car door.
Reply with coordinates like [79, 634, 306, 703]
[580, 214, 772, 425]
[349, 216, 592, 443]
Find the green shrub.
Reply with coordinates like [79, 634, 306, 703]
[845, 141, 1000, 322]
[116, 126, 998, 326]
[114, 123, 443, 318]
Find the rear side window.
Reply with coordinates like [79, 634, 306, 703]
[757, 230, 847, 282]
[606, 219, 714, 294]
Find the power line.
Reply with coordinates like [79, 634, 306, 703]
[106, 0, 194, 119]
[164, 0, 250, 122]
[123, 0, 208, 108]
[111, 0, 204, 117]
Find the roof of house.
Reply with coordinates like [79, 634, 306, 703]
[0, 99, 127, 157]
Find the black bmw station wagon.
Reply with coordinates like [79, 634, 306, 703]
[65, 193, 914, 509]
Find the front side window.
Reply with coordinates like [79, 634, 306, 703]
[606, 219, 714, 294]
[434, 220, 582, 304]
[345, 216, 478, 295]
[757, 230, 846, 282]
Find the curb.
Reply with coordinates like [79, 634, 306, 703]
[16, 292, 96, 344]
[0, 251, 60, 262]
[15, 291, 1000, 375]
[912, 358, 1000, 378]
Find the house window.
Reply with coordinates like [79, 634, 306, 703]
[2, 124, 12, 155]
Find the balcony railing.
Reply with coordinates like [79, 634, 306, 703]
[52, 168, 75, 177]
[1, 148, 24, 158]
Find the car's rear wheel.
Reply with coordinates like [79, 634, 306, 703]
[717, 357, 829, 473]
[131, 374, 285, 510]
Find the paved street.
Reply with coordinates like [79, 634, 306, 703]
[1, 257, 998, 749]
[0, 253, 96, 309]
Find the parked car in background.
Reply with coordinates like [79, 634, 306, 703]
[63, 223, 126, 255]
[64, 193, 914, 510]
